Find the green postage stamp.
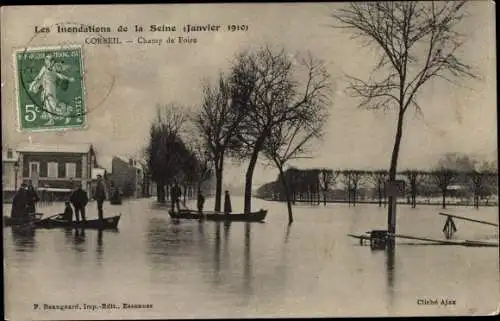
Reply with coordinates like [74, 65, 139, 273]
[14, 45, 86, 131]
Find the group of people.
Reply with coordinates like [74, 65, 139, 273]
[62, 174, 107, 222]
[10, 175, 108, 223]
[169, 181, 232, 214]
[11, 180, 40, 219]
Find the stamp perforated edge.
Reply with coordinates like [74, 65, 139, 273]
[12, 44, 89, 133]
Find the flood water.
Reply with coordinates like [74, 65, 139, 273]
[4, 196, 499, 319]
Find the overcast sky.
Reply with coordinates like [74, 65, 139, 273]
[1, 2, 496, 186]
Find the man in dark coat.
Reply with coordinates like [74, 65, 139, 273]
[170, 182, 182, 213]
[70, 183, 89, 222]
[94, 175, 107, 220]
[11, 184, 28, 219]
[224, 190, 232, 214]
[25, 180, 40, 214]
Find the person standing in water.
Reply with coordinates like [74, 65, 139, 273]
[223, 190, 232, 214]
[94, 175, 107, 220]
[170, 181, 182, 213]
[197, 191, 205, 214]
[70, 183, 89, 223]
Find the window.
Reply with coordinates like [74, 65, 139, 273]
[47, 162, 58, 178]
[66, 163, 76, 179]
[7, 149, 13, 159]
[29, 162, 39, 178]
[58, 163, 66, 178]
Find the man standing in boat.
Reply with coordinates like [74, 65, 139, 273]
[224, 190, 232, 215]
[70, 182, 89, 223]
[170, 181, 182, 213]
[94, 174, 107, 221]
[197, 191, 205, 214]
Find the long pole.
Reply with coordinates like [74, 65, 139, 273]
[438, 212, 499, 227]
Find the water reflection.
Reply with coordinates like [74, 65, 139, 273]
[213, 222, 222, 283]
[146, 217, 198, 265]
[223, 221, 231, 242]
[284, 223, 292, 244]
[385, 246, 396, 312]
[73, 229, 86, 251]
[223, 222, 231, 262]
[243, 223, 253, 296]
[5, 198, 499, 317]
[11, 227, 37, 252]
[96, 229, 104, 262]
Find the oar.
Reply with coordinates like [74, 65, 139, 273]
[15, 212, 58, 229]
[40, 213, 64, 221]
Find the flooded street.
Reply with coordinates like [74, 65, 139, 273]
[4, 197, 499, 319]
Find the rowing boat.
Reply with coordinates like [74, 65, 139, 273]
[34, 215, 121, 230]
[4, 213, 121, 230]
[168, 209, 267, 222]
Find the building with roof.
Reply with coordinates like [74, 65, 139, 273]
[110, 156, 145, 198]
[15, 143, 97, 198]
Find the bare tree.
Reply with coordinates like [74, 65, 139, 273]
[147, 104, 189, 203]
[332, 1, 477, 233]
[262, 115, 327, 223]
[350, 170, 365, 206]
[182, 133, 214, 198]
[155, 103, 187, 137]
[369, 170, 389, 207]
[467, 161, 498, 209]
[319, 169, 339, 206]
[401, 170, 426, 208]
[430, 168, 458, 209]
[195, 74, 245, 212]
[340, 170, 352, 203]
[230, 46, 331, 213]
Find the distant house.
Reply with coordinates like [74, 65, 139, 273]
[2, 147, 19, 192]
[111, 156, 144, 197]
[15, 143, 97, 198]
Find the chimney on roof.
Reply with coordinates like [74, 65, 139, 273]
[129, 158, 133, 166]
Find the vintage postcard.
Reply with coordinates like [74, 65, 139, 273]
[1, 2, 498, 320]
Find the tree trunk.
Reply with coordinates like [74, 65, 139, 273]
[387, 110, 405, 235]
[214, 156, 224, 212]
[277, 165, 293, 223]
[244, 146, 261, 214]
[442, 188, 446, 209]
[323, 190, 327, 206]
